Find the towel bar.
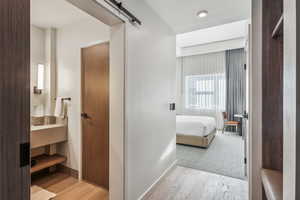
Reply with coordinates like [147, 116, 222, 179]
[54, 97, 71, 101]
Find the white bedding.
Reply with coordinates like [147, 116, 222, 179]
[176, 115, 216, 137]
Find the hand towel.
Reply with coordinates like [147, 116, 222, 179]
[54, 97, 63, 117]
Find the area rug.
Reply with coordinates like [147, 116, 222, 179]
[31, 186, 56, 200]
[176, 132, 246, 180]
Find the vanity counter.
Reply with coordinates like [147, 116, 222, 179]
[31, 123, 68, 149]
[31, 123, 66, 131]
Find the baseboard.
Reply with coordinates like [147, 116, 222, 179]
[57, 164, 79, 179]
[137, 160, 178, 200]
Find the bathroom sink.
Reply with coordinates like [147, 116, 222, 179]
[31, 116, 64, 126]
[31, 116, 67, 149]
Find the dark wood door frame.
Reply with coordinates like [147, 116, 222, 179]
[0, 0, 31, 199]
[81, 42, 110, 189]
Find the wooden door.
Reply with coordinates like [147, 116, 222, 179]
[0, 0, 31, 199]
[82, 43, 109, 189]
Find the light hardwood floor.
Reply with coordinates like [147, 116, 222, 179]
[143, 166, 248, 200]
[32, 167, 247, 200]
[31, 172, 108, 200]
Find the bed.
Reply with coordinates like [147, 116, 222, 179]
[176, 115, 217, 148]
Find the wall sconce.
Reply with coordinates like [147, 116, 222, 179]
[34, 64, 44, 94]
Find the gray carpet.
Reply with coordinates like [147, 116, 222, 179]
[176, 132, 245, 180]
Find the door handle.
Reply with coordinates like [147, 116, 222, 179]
[81, 113, 91, 119]
[20, 142, 30, 167]
[243, 111, 249, 119]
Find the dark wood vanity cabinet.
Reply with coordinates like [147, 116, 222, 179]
[261, 0, 283, 199]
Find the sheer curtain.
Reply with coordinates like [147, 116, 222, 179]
[180, 51, 226, 113]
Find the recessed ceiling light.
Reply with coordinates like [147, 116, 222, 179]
[197, 10, 208, 18]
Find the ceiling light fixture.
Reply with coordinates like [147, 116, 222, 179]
[197, 10, 208, 18]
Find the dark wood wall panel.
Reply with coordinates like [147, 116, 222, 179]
[262, 0, 283, 171]
[0, 0, 30, 199]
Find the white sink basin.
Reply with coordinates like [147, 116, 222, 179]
[31, 116, 67, 149]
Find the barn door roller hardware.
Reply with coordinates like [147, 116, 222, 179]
[104, 0, 142, 25]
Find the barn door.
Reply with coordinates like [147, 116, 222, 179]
[0, 0, 31, 199]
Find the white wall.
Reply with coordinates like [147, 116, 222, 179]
[123, 1, 177, 200]
[177, 20, 248, 48]
[177, 38, 245, 57]
[56, 18, 110, 172]
[31, 25, 46, 116]
[31, 25, 57, 117]
[44, 28, 57, 116]
[176, 20, 248, 57]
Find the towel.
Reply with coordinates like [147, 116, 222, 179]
[31, 186, 56, 200]
[54, 97, 64, 117]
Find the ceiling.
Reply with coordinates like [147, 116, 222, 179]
[31, 0, 91, 28]
[143, 0, 251, 33]
[31, 0, 250, 33]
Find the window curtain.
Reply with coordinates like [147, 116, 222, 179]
[225, 48, 246, 124]
[176, 52, 226, 129]
[181, 51, 226, 113]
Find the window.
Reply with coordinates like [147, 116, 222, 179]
[185, 73, 226, 111]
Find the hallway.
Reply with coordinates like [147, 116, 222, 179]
[1, 0, 295, 199]
[143, 166, 247, 200]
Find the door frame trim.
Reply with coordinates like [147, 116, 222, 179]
[68, 1, 126, 199]
[249, 0, 263, 199]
